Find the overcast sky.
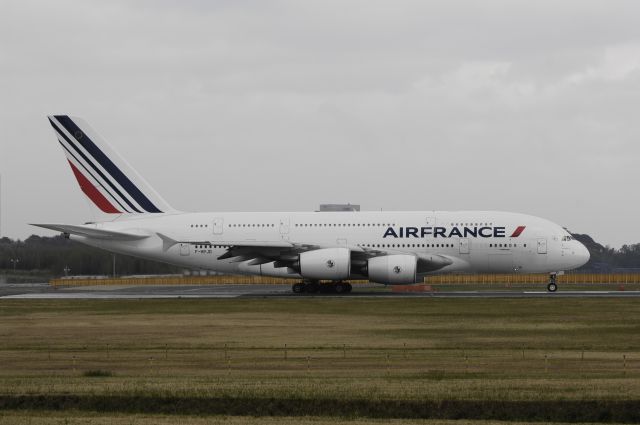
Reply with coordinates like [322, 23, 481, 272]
[1, 1, 639, 247]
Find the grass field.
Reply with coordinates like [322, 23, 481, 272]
[1, 297, 640, 423]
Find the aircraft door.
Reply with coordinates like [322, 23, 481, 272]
[213, 217, 224, 235]
[279, 217, 290, 241]
[459, 238, 470, 254]
[537, 238, 547, 254]
[180, 243, 190, 256]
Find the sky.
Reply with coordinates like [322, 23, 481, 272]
[1, 0, 639, 248]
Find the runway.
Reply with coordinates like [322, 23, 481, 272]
[2, 283, 640, 299]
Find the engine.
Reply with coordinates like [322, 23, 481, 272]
[299, 248, 351, 280]
[367, 254, 418, 284]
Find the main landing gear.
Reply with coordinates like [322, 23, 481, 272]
[547, 273, 558, 293]
[292, 280, 353, 294]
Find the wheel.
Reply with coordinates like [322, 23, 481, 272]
[319, 283, 335, 294]
[547, 282, 558, 292]
[345, 283, 352, 293]
[334, 282, 347, 294]
[306, 282, 320, 293]
[292, 282, 305, 294]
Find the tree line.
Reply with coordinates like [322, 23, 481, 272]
[572, 234, 640, 272]
[0, 235, 180, 278]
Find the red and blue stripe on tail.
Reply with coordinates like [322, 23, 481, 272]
[47, 115, 175, 214]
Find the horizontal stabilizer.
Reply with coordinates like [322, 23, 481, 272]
[30, 224, 149, 240]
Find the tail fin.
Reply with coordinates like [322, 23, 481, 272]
[47, 115, 176, 215]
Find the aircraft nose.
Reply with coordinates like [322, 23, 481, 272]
[574, 242, 590, 268]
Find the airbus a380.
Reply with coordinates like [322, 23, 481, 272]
[33, 116, 590, 293]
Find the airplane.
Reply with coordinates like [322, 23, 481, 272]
[33, 116, 590, 294]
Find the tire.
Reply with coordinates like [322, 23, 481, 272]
[306, 282, 320, 293]
[292, 282, 304, 294]
[547, 282, 558, 292]
[334, 282, 347, 294]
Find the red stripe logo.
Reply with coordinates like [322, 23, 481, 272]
[510, 226, 526, 237]
[67, 160, 121, 213]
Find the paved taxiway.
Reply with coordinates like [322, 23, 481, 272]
[2, 283, 640, 299]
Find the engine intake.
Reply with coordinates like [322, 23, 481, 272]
[299, 248, 351, 280]
[368, 254, 418, 284]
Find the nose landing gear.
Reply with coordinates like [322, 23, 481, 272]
[547, 273, 558, 292]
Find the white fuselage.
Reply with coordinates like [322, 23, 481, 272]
[72, 210, 590, 280]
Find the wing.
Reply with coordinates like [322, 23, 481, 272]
[216, 242, 321, 268]
[156, 233, 452, 274]
[213, 242, 453, 274]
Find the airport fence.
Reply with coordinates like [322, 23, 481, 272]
[49, 275, 315, 287]
[424, 273, 640, 285]
[49, 273, 640, 287]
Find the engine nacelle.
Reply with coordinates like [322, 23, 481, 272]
[299, 248, 351, 280]
[368, 254, 418, 284]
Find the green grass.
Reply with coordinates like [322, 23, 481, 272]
[1, 412, 618, 425]
[1, 298, 640, 422]
[82, 369, 114, 378]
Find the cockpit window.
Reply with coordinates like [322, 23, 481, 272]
[562, 235, 573, 241]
